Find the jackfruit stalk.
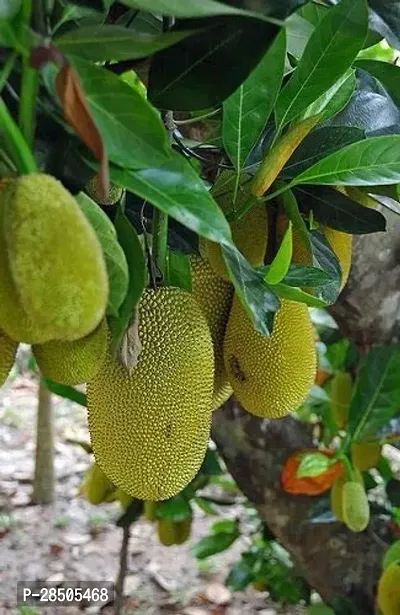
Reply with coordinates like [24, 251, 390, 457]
[0, 329, 18, 387]
[378, 562, 400, 615]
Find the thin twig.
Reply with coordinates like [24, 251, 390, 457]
[114, 524, 130, 615]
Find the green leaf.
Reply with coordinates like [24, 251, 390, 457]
[195, 497, 218, 515]
[306, 606, 335, 615]
[75, 192, 129, 316]
[265, 222, 292, 285]
[310, 231, 341, 305]
[275, 0, 368, 128]
[108, 209, 146, 351]
[69, 56, 171, 169]
[166, 250, 191, 290]
[156, 495, 192, 522]
[193, 521, 240, 559]
[223, 29, 286, 170]
[212, 519, 238, 534]
[293, 136, 400, 186]
[296, 452, 336, 479]
[285, 13, 314, 59]
[226, 558, 254, 591]
[282, 265, 333, 288]
[56, 25, 195, 62]
[355, 59, 400, 106]
[43, 379, 87, 407]
[301, 69, 356, 122]
[270, 283, 327, 308]
[0, 0, 20, 19]
[200, 448, 224, 476]
[107, 154, 231, 244]
[118, 0, 274, 20]
[348, 345, 400, 441]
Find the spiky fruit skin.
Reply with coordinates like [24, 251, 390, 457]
[330, 476, 345, 521]
[351, 442, 381, 472]
[378, 562, 400, 615]
[85, 176, 123, 206]
[200, 189, 268, 281]
[33, 320, 108, 386]
[87, 287, 214, 501]
[1, 174, 108, 342]
[0, 330, 18, 386]
[157, 519, 176, 546]
[331, 371, 352, 429]
[190, 255, 233, 410]
[224, 298, 316, 418]
[383, 541, 400, 571]
[83, 463, 113, 505]
[342, 481, 370, 533]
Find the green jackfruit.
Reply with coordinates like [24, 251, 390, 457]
[331, 371, 352, 429]
[144, 501, 157, 522]
[157, 519, 176, 546]
[351, 441, 381, 472]
[0, 329, 18, 386]
[383, 541, 400, 571]
[378, 562, 400, 615]
[174, 517, 192, 545]
[85, 175, 123, 205]
[224, 298, 316, 418]
[330, 475, 345, 521]
[1, 174, 108, 343]
[33, 319, 108, 385]
[82, 463, 113, 505]
[342, 480, 370, 533]
[87, 287, 214, 501]
[190, 255, 233, 410]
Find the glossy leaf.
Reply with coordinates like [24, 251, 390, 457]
[293, 136, 400, 186]
[43, 379, 87, 407]
[296, 452, 336, 479]
[223, 29, 286, 170]
[265, 222, 292, 285]
[310, 231, 341, 305]
[275, 0, 368, 128]
[166, 250, 191, 290]
[298, 3, 329, 26]
[348, 345, 400, 441]
[271, 283, 327, 308]
[356, 59, 400, 106]
[282, 265, 333, 288]
[285, 13, 314, 59]
[193, 521, 240, 559]
[369, 0, 400, 50]
[301, 70, 356, 122]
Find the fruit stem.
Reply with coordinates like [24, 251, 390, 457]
[114, 524, 130, 615]
[0, 99, 37, 174]
[19, 57, 39, 148]
[152, 208, 168, 283]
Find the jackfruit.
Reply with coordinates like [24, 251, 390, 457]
[342, 480, 370, 533]
[383, 541, 400, 571]
[190, 255, 233, 410]
[351, 442, 381, 472]
[1, 174, 108, 342]
[143, 500, 157, 522]
[378, 562, 400, 615]
[223, 298, 316, 418]
[330, 475, 345, 521]
[33, 319, 108, 386]
[331, 371, 352, 429]
[82, 463, 113, 505]
[87, 287, 214, 501]
[0, 329, 18, 387]
[174, 517, 192, 545]
[200, 179, 268, 281]
[85, 175, 123, 205]
[157, 519, 176, 546]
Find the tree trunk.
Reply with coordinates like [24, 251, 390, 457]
[32, 379, 55, 504]
[213, 208, 400, 612]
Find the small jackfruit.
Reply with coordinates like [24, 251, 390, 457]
[85, 175, 123, 205]
[342, 480, 370, 533]
[33, 320, 108, 385]
[157, 519, 176, 546]
[82, 463, 113, 505]
[383, 541, 400, 571]
[87, 287, 214, 501]
[115, 489, 132, 510]
[223, 298, 316, 418]
[351, 442, 381, 472]
[190, 255, 233, 410]
[174, 517, 192, 545]
[1, 174, 108, 342]
[143, 501, 157, 522]
[0, 329, 18, 387]
[330, 475, 345, 521]
[331, 371, 352, 429]
[378, 562, 400, 615]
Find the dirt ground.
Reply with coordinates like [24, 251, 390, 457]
[0, 359, 306, 615]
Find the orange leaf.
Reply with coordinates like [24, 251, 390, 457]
[56, 63, 109, 199]
[281, 449, 344, 496]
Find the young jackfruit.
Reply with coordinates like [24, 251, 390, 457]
[190, 255, 233, 410]
[82, 463, 113, 505]
[115, 489, 132, 510]
[1, 174, 108, 343]
[85, 175, 123, 206]
[330, 475, 345, 521]
[351, 442, 382, 472]
[383, 541, 400, 571]
[174, 517, 192, 545]
[0, 329, 18, 387]
[378, 562, 400, 615]
[87, 287, 214, 501]
[342, 480, 370, 533]
[157, 519, 176, 546]
[223, 298, 316, 418]
[143, 500, 157, 522]
[331, 371, 352, 429]
[33, 319, 108, 386]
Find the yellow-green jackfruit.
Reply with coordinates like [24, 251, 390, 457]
[1, 174, 108, 343]
[157, 517, 192, 546]
[174, 517, 192, 545]
[190, 255, 233, 410]
[144, 500, 157, 522]
[331, 371, 352, 429]
[378, 562, 400, 615]
[383, 541, 400, 571]
[82, 463, 113, 505]
[85, 175, 123, 205]
[351, 442, 381, 472]
[223, 298, 316, 418]
[33, 319, 108, 385]
[342, 480, 370, 533]
[87, 287, 214, 501]
[0, 329, 18, 386]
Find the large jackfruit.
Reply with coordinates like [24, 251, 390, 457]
[1, 174, 108, 343]
[331, 371, 352, 429]
[190, 255, 233, 410]
[33, 319, 108, 386]
[342, 480, 370, 533]
[82, 463, 113, 505]
[85, 175, 123, 206]
[87, 287, 214, 501]
[378, 562, 400, 615]
[223, 298, 316, 418]
[0, 330, 18, 386]
[351, 442, 381, 472]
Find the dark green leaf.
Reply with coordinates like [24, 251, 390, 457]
[148, 17, 280, 110]
[377, 456, 394, 482]
[67, 0, 105, 9]
[293, 136, 400, 186]
[116, 499, 143, 527]
[223, 29, 286, 170]
[310, 231, 341, 304]
[265, 221, 292, 285]
[195, 497, 218, 515]
[56, 25, 194, 62]
[270, 283, 328, 308]
[326, 339, 354, 372]
[43, 378, 87, 406]
[285, 13, 314, 59]
[386, 479, 400, 506]
[355, 60, 400, 106]
[156, 495, 192, 522]
[275, 0, 368, 128]
[166, 250, 191, 290]
[200, 448, 224, 476]
[194, 530, 240, 559]
[298, 3, 329, 26]
[369, 0, 400, 50]
[226, 559, 254, 591]
[348, 345, 400, 441]
[118, 0, 270, 19]
[301, 70, 356, 123]
[307, 606, 335, 615]
[294, 186, 387, 234]
[282, 265, 333, 288]
[76, 192, 129, 316]
[296, 452, 335, 479]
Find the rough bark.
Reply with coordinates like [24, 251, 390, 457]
[32, 379, 55, 504]
[213, 208, 400, 613]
